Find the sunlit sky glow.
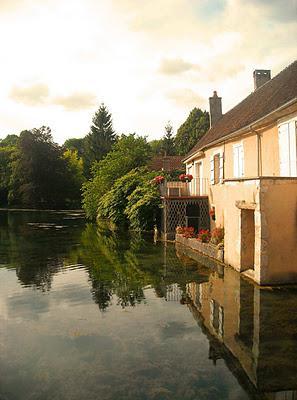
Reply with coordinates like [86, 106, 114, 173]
[0, 0, 296, 143]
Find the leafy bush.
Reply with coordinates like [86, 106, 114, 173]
[98, 168, 145, 225]
[125, 182, 161, 231]
[82, 134, 151, 219]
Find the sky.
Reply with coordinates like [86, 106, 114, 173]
[0, 0, 296, 144]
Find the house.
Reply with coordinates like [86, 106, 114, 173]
[148, 155, 185, 172]
[180, 60, 297, 285]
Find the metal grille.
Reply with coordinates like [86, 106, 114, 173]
[161, 197, 210, 239]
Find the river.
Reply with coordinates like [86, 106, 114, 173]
[0, 210, 297, 400]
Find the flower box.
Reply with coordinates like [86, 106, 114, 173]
[175, 233, 224, 262]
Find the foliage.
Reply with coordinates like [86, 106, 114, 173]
[63, 138, 84, 158]
[98, 168, 146, 225]
[197, 229, 211, 243]
[82, 134, 151, 219]
[84, 103, 117, 176]
[175, 108, 209, 155]
[8, 126, 82, 209]
[63, 149, 85, 203]
[0, 134, 18, 147]
[0, 146, 15, 205]
[125, 181, 161, 231]
[210, 227, 224, 245]
[162, 121, 175, 156]
[149, 138, 164, 155]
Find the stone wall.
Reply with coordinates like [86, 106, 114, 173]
[175, 234, 224, 263]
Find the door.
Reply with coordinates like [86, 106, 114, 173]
[195, 162, 203, 195]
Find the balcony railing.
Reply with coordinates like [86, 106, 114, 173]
[160, 178, 208, 198]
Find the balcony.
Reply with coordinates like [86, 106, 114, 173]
[160, 178, 208, 198]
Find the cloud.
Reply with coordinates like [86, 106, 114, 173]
[167, 89, 205, 109]
[246, 0, 297, 22]
[52, 92, 97, 111]
[9, 83, 49, 106]
[158, 58, 197, 75]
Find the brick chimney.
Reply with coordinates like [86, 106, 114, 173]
[253, 69, 271, 90]
[209, 91, 222, 127]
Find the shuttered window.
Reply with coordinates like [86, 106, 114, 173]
[233, 143, 244, 178]
[278, 121, 297, 177]
[211, 151, 224, 185]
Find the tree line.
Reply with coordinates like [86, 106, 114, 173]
[0, 103, 209, 220]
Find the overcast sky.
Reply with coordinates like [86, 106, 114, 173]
[0, 0, 296, 144]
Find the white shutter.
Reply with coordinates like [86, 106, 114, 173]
[219, 153, 224, 182]
[233, 146, 239, 177]
[278, 123, 290, 176]
[289, 121, 297, 177]
[210, 157, 215, 184]
[239, 144, 244, 177]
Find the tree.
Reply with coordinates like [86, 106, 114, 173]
[0, 146, 14, 205]
[64, 138, 84, 158]
[84, 104, 117, 176]
[82, 134, 151, 219]
[162, 121, 175, 156]
[149, 139, 164, 155]
[63, 149, 85, 205]
[9, 127, 82, 209]
[175, 108, 209, 155]
[0, 134, 18, 147]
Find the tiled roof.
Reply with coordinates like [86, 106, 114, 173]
[185, 60, 297, 159]
[148, 156, 185, 172]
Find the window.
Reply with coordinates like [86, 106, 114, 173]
[210, 151, 223, 185]
[233, 143, 244, 178]
[278, 120, 297, 177]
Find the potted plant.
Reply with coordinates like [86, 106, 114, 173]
[179, 174, 193, 183]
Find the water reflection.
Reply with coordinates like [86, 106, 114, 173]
[0, 210, 84, 290]
[1, 211, 297, 399]
[177, 244, 297, 400]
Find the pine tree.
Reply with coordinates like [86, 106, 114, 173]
[162, 121, 175, 156]
[175, 108, 209, 155]
[84, 104, 117, 176]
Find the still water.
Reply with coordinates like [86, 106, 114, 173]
[0, 211, 297, 400]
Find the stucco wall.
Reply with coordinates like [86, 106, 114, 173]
[260, 126, 280, 176]
[259, 179, 297, 284]
[209, 181, 259, 272]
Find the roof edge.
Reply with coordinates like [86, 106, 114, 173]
[183, 96, 297, 163]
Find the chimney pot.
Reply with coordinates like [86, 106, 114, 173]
[253, 69, 271, 90]
[209, 91, 222, 127]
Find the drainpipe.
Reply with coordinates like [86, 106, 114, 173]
[250, 125, 262, 177]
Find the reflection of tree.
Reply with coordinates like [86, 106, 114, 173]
[70, 223, 208, 311]
[1, 212, 209, 308]
[0, 211, 84, 290]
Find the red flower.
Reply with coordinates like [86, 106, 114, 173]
[179, 174, 193, 182]
[153, 175, 165, 184]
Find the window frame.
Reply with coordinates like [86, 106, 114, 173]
[233, 142, 244, 178]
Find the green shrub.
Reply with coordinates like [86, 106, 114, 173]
[125, 182, 161, 231]
[98, 168, 145, 225]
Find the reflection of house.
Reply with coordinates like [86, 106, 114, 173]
[186, 266, 297, 399]
[181, 60, 297, 285]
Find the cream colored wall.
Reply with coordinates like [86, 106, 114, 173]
[260, 179, 297, 284]
[260, 126, 280, 176]
[211, 181, 259, 271]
